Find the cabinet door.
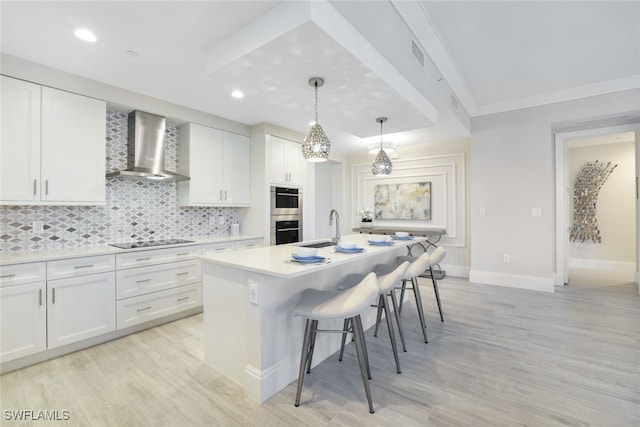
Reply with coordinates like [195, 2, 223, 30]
[222, 132, 250, 206]
[178, 123, 224, 205]
[40, 87, 106, 203]
[0, 282, 47, 362]
[0, 76, 41, 202]
[286, 141, 305, 186]
[47, 272, 116, 349]
[269, 136, 288, 184]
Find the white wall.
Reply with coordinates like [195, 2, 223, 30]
[569, 142, 636, 269]
[470, 88, 640, 292]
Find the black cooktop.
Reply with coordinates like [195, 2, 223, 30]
[109, 239, 195, 249]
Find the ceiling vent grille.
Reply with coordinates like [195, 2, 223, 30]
[411, 39, 425, 68]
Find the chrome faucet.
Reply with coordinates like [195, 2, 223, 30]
[329, 209, 340, 242]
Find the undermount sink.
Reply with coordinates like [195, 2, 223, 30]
[298, 240, 337, 248]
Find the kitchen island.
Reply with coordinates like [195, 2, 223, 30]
[200, 233, 425, 403]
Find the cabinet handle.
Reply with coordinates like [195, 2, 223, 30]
[136, 279, 151, 284]
[137, 306, 152, 312]
[220, 190, 223, 200]
[176, 272, 189, 276]
[177, 296, 190, 302]
[52, 288, 56, 304]
[177, 252, 189, 256]
[0, 274, 15, 279]
[245, 244, 256, 247]
[224, 190, 227, 200]
[33, 179, 37, 195]
[45, 180, 49, 196]
[39, 289, 43, 306]
[214, 247, 226, 251]
[136, 257, 151, 262]
[74, 264, 94, 269]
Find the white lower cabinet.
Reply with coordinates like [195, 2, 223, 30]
[47, 272, 116, 349]
[115, 246, 202, 330]
[117, 283, 201, 330]
[0, 281, 47, 363]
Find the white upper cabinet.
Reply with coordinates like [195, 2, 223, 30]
[0, 76, 107, 205]
[177, 123, 250, 206]
[1, 77, 41, 202]
[269, 135, 304, 186]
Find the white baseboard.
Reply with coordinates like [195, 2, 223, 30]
[440, 263, 470, 278]
[569, 258, 635, 273]
[469, 270, 554, 293]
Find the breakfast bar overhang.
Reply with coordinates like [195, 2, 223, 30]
[200, 234, 426, 403]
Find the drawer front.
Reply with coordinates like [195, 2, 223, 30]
[201, 242, 235, 255]
[116, 245, 201, 270]
[116, 259, 201, 300]
[234, 239, 263, 251]
[116, 283, 202, 330]
[0, 262, 46, 287]
[47, 255, 115, 280]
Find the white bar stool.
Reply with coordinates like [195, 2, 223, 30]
[399, 246, 447, 322]
[376, 252, 432, 346]
[293, 272, 379, 413]
[336, 261, 409, 374]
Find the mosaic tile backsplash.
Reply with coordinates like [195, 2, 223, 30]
[0, 111, 239, 252]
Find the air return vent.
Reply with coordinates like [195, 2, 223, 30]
[450, 93, 458, 110]
[411, 39, 425, 68]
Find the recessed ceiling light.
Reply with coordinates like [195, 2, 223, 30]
[74, 28, 97, 43]
[231, 90, 244, 99]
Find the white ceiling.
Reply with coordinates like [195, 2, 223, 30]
[2, 1, 638, 155]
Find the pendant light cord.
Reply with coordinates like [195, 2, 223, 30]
[314, 81, 319, 124]
[379, 119, 383, 149]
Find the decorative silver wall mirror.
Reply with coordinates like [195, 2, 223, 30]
[570, 160, 617, 243]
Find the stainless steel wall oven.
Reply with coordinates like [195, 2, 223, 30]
[270, 186, 302, 245]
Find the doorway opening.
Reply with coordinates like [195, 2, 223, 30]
[555, 123, 639, 291]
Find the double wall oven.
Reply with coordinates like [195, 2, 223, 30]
[270, 186, 302, 245]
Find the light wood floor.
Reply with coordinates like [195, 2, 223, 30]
[2, 272, 638, 426]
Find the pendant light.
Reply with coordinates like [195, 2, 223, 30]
[302, 77, 330, 162]
[372, 117, 392, 176]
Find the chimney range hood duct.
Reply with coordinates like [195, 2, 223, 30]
[106, 110, 190, 182]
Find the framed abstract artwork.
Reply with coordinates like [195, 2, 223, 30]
[374, 182, 431, 220]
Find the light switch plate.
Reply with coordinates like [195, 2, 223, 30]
[249, 283, 258, 305]
[32, 221, 44, 233]
[479, 208, 486, 216]
[531, 208, 542, 217]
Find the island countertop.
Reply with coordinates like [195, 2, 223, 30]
[200, 233, 425, 278]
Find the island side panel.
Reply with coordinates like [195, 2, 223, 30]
[202, 261, 250, 387]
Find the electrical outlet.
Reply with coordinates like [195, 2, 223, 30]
[531, 207, 542, 217]
[32, 221, 44, 234]
[208, 216, 216, 226]
[503, 253, 511, 263]
[249, 283, 258, 305]
[479, 208, 486, 216]
[218, 215, 225, 225]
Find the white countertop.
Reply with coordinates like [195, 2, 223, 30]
[200, 233, 426, 278]
[0, 235, 263, 265]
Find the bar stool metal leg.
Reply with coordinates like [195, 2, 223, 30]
[430, 266, 444, 321]
[381, 294, 401, 374]
[412, 277, 429, 343]
[398, 280, 407, 313]
[305, 320, 318, 373]
[373, 295, 384, 337]
[295, 319, 313, 407]
[338, 319, 350, 362]
[352, 315, 375, 414]
[388, 289, 407, 352]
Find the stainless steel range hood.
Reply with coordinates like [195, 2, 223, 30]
[106, 110, 190, 182]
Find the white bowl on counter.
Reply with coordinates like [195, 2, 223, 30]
[369, 235, 388, 243]
[337, 241, 357, 249]
[395, 232, 409, 238]
[294, 247, 318, 258]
